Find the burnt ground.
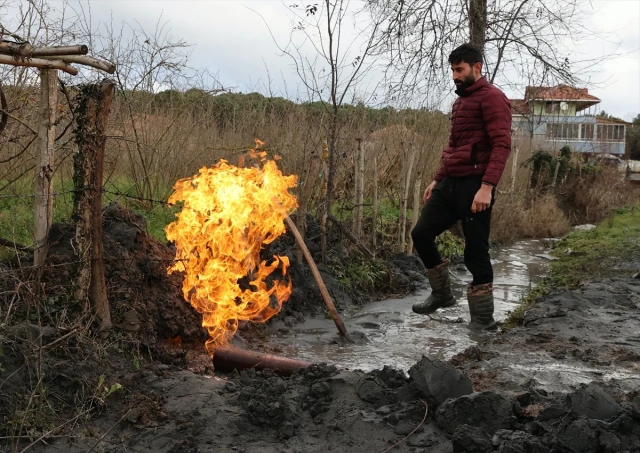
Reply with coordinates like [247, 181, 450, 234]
[1, 204, 640, 452]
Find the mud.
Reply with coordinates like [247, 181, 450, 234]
[3, 205, 640, 452]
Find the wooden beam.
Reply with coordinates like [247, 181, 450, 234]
[0, 54, 78, 75]
[0, 42, 87, 57]
[40, 55, 115, 74]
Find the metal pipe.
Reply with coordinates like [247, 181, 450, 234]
[213, 346, 312, 376]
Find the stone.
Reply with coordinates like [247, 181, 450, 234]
[436, 391, 514, 435]
[452, 425, 493, 453]
[569, 384, 620, 421]
[408, 356, 473, 407]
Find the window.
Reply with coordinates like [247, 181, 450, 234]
[580, 124, 594, 141]
[596, 125, 626, 142]
[545, 102, 560, 113]
[547, 123, 580, 139]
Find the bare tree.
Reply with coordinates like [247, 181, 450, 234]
[366, 0, 617, 105]
[256, 0, 384, 263]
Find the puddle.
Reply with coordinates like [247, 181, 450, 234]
[266, 239, 550, 372]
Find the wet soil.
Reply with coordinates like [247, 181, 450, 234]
[3, 205, 640, 452]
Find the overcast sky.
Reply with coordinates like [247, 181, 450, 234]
[62, 0, 640, 120]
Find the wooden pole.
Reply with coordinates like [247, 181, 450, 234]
[0, 55, 78, 75]
[399, 143, 416, 252]
[283, 215, 354, 344]
[319, 138, 329, 264]
[295, 154, 321, 264]
[353, 138, 365, 238]
[552, 160, 561, 187]
[511, 146, 520, 192]
[72, 79, 115, 331]
[33, 69, 57, 266]
[372, 156, 378, 249]
[407, 180, 421, 254]
[0, 43, 87, 57]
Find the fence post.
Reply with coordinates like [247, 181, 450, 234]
[372, 156, 378, 250]
[552, 160, 561, 187]
[296, 153, 321, 264]
[72, 79, 115, 331]
[353, 138, 364, 238]
[34, 68, 57, 266]
[399, 142, 416, 252]
[511, 146, 520, 192]
[319, 138, 329, 264]
[407, 179, 421, 254]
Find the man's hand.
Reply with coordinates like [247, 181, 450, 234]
[471, 184, 493, 213]
[423, 180, 437, 203]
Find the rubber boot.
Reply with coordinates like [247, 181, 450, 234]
[412, 260, 456, 314]
[467, 283, 497, 330]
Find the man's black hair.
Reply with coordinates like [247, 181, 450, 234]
[449, 43, 483, 66]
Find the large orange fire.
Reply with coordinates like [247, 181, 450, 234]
[165, 141, 298, 354]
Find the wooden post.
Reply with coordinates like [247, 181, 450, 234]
[73, 79, 115, 331]
[353, 138, 365, 238]
[352, 140, 359, 236]
[511, 146, 520, 192]
[319, 138, 329, 264]
[407, 180, 422, 254]
[552, 160, 561, 187]
[372, 156, 378, 249]
[398, 142, 416, 252]
[34, 69, 57, 266]
[296, 154, 321, 264]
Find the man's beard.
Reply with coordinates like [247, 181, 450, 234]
[454, 74, 477, 93]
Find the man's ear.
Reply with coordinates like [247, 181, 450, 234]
[474, 61, 482, 77]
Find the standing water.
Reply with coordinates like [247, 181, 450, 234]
[265, 240, 551, 372]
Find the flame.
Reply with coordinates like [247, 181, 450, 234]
[165, 141, 298, 354]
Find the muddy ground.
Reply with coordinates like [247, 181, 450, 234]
[2, 204, 640, 452]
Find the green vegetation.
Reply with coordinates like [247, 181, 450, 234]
[506, 206, 640, 327]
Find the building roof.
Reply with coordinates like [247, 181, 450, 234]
[510, 99, 529, 115]
[510, 84, 601, 114]
[524, 84, 600, 103]
[595, 116, 631, 125]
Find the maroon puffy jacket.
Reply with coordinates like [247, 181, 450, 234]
[433, 76, 512, 187]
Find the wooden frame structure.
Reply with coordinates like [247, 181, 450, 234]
[0, 40, 115, 330]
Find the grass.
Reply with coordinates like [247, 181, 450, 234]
[505, 206, 640, 327]
[0, 176, 178, 252]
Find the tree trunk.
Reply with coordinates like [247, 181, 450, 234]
[73, 79, 115, 331]
[469, 0, 487, 50]
[34, 69, 57, 266]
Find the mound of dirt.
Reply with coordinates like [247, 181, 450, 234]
[45, 202, 207, 345]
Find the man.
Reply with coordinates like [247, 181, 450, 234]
[410, 43, 511, 330]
